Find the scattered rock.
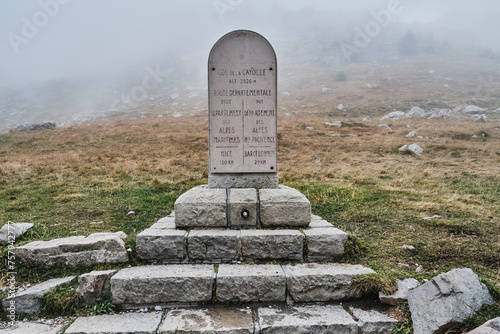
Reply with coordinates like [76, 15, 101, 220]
[423, 215, 441, 220]
[406, 131, 417, 138]
[0, 222, 33, 245]
[408, 268, 494, 334]
[2, 277, 76, 314]
[322, 87, 332, 93]
[381, 111, 409, 120]
[380, 278, 420, 306]
[127, 211, 135, 216]
[408, 107, 425, 118]
[402, 244, 415, 251]
[367, 83, 377, 88]
[13, 232, 129, 268]
[378, 124, 392, 130]
[306, 126, 314, 130]
[325, 121, 342, 127]
[415, 265, 424, 273]
[468, 317, 500, 334]
[78, 270, 117, 305]
[493, 108, 500, 113]
[424, 108, 462, 119]
[362, 116, 374, 122]
[399, 144, 424, 155]
[463, 105, 487, 116]
[338, 104, 344, 110]
[474, 115, 487, 123]
[15, 121, 56, 131]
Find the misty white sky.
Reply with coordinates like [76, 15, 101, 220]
[1, 0, 499, 87]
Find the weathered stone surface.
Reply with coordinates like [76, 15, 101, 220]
[174, 185, 227, 228]
[308, 218, 334, 228]
[408, 107, 425, 118]
[303, 227, 348, 261]
[468, 318, 500, 334]
[78, 270, 117, 305]
[258, 304, 358, 334]
[408, 268, 494, 334]
[13, 232, 128, 267]
[399, 143, 424, 155]
[188, 230, 238, 261]
[111, 265, 214, 305]
[350, 308, 398, 334]
[136, 228, 187, 261]
[0, 223, 33, 245]
[150, 216, 176, 229]
[240, 229, 303, 261]
[161, 308, 254, 334]
[284, 263, 376, 302]
[378, 124, 392, 130]
[381, 111, 409, 120]
[65, 312, 162, 334]
[216, 264, 286, 302]
[259, 186, 311, 227]
[463, 105, 487, 116]
[379, 278, 420, 306]
[424, 108, 462, 119]
[0, 322, 64, 334]
[229, 188, 257, 227]
[2, 276, 75, 314]
[209, 173, 279, 189]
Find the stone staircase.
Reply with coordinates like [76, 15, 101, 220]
[4, 185, 401, 333]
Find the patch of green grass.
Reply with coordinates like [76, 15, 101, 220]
[83, 292, 116, 316]
[39, 282, 83, 317]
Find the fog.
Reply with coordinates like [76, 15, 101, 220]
[1, 0, 499, 127]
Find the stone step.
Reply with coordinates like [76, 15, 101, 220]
[63, 304, 398, 334]
[136, 214, 348, 263]
[13, 232, 129, 268]
[110, 263, 375, 308]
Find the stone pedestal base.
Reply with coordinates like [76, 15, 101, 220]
[208, 173, 279, 189]
[174, 185, 311, 229]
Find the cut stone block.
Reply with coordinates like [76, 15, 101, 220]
[258, 304, 358, 334]
[308, 219, 334, 228]
[259, 185, 311, 227]
[0, 322, 64, 334]
[284, 263, 376, 302]
[350, 308, 399, 334]
[303, 227, 348, 261]
[65, 312, 162, 334]
[175, 185, 227, 228]
[240, 229, 303, 261]
[0, 222, 33, 245]
[216, 264, 286, 302]
[150, 216, 176, 229]
[161, 308, 254, 334]
[229, 188, 258, 227]
[78, 269, 117, 305]
[188, 230, 239, 262]
[111, 265, 214, 305]
[2, 276, 75, 314]
[13, 232, 128, 268]
[136, 228, 187, 261]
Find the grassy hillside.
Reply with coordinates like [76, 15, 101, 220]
[1, 54, 499, 330]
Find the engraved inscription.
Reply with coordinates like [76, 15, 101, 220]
[209, 32, 277, 174]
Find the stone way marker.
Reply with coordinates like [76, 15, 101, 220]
[208, 30, 278, 189]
